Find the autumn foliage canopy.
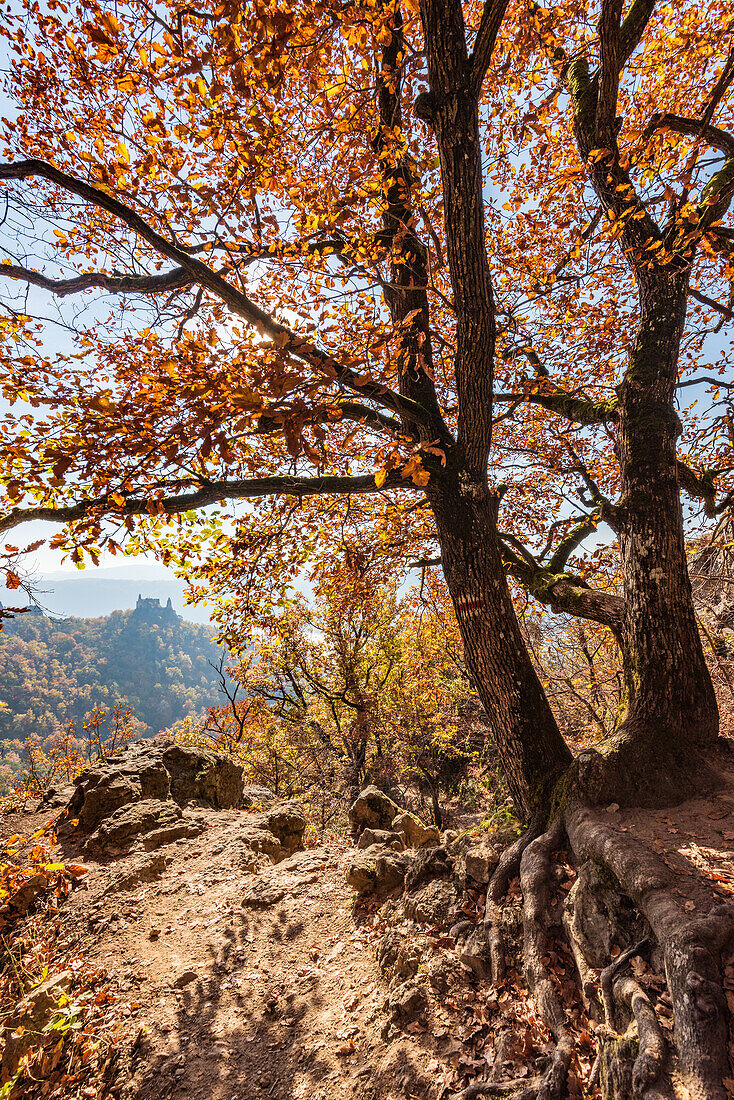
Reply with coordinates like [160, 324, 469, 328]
[0, 0, 733, 813]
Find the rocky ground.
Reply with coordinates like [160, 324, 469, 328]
[1, 743, 733, 1100]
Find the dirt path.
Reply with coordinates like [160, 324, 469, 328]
[3, 765, 734, 1100]
[51, 812, 443, 1100]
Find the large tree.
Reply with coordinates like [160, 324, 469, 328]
[2, 1, 734, 1092]
[1, 0, 731, 815]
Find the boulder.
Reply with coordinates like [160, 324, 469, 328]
[237, 825, 284, 864]
[357, 829, 404, 851]
[36, 784, 76, 812]
[62, 740, 244, 836]
[375, 850, 413, 892]
[346, 845, 382, 895]
[241, 850, 326, 907]
[256, 801, 308, 854]
[455, 927, 491, 979]
[403, 846, 454, 892]
[427, 954, 466, 994]
[157, 744, 243, 808]
[84, 799, 204, 855]
[5, 874, 49, 916]
[384, 979, 428, 1026]
[1, 971, 73, 1081]
[391, 811, 440, 850]
[376, 930, 422, 987]
[348, 786, 402, 837]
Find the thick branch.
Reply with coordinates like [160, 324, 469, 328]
[645, 112, 734, 159]
[253, 401, 407, 440]
[618, 0, 657, 68]
[501, 541, 625, 630]
[596, 0, 623, 146]
[469, 0, 510, 98]
[0, 471, 419, 537]
[0, 159, 434, 431]
[419, 0, 496, 472]
[494, 389, 618, 425]
[0, 263, 199, 297]
[677, 460, 733, 518]
[547, 511, 600, 573]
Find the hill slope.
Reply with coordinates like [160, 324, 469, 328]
[0, 598, 226, 744]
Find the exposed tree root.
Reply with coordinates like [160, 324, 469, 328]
[458, 798, 734, 1100]
[455, 1076, 541, 1100]
[615, 975, 668, 1098]
[520, 819, 573, 1100]
[483, 813, 543, 982]
[566, 806, 734, 1100]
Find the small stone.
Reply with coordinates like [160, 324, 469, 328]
[173, 970, 198, 988]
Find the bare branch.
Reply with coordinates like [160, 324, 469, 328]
[0, 262, 200, 297]
[0, 470, 421, 537]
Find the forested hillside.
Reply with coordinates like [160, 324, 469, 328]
[0, 598, 226, 744]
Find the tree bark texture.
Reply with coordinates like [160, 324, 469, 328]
[614, 272, 719, 753]
[428, 473, 573, 817]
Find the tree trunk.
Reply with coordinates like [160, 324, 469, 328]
[613, 272, 719, 764]
[429, 472, 573, 817]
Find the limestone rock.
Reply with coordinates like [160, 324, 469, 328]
[384, 979, 428, 1026]
[375, 849, 413, 893]
[257, 800, 307, 854]
[403, 878, 459, 927]
[403, 846, 453, 892]
[241, 850, 325, 907]
[6, 873, 48, 915]
[464, 843, 500, 885]
[357, 828, 404, 851]
[376, 930, 422, 987]
[427, 953, 466, 994]
[84, 799, 204, 855]
[346, 845, 381, 895]
[36, 784, 76, 812]
[455, 927, 491, 979]
[241, 784, 276, 809]
[238, 825, 284, 863]
[348, 786, 402, 837]
[391, 811, 440, 850]
[102, 852, 170, 895]
[62, 740, 244, 836]
[1, 971, 73, 1081]
[158, 743, 243, 809]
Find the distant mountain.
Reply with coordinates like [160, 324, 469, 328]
[18, 564, 213, 624]
[0, 596, 230, 744]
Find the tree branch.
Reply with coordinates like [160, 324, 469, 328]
[596, 0, 623, 146]
[252, 401, 407, 440]
[0, 159, 434, 431]
[618, 0, 657, 69]
[645, 113, 734, 159]
[547, 511, 601, 573]
[676, 460, 733, 518]
[501, 541, 625, 630]
[469, 0, 510, 98]
[493, 389, 618, 425]
[0, 262, 201, 297]
[0, 471, 420, 536]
